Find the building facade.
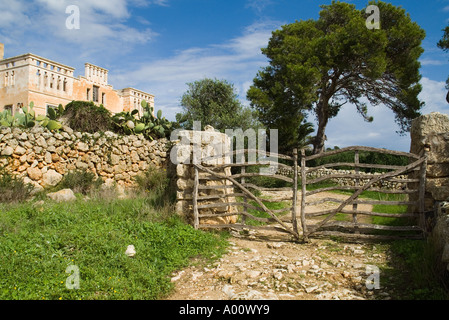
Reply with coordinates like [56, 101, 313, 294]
[0, 43, 154, 117]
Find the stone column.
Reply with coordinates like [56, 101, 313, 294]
[171, 126, 238, 226]
[410, 112, 449, 212]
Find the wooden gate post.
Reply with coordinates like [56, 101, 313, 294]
[353, 150, 360, 234]
[193, 165, 200, 229]
[418, 146, 429, 233]
[292, 149, 299, 238]
[300, 149, 308, 242]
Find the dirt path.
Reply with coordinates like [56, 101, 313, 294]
[167, 191, 393, 300]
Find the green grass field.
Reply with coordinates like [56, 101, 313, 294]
[0, 195, 228, 300]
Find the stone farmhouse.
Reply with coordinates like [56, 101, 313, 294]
[0, 43, 154, 117]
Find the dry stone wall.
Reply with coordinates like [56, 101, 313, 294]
[0, 125, 168, 192]
[277, 167, 407, 190]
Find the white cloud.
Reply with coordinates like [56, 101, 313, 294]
[419, 77, 449, 114]
[420, 59, 446, 66]
[323, 104, 412, 152]
[37, 0, 131, 19]
[0, 0, 31, 28]
[0, 0, 157, 58]
[323, 77, 449, 152]
[245, 0, 273, 14]
[110, 21, 278, 120]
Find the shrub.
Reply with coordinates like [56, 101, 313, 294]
[58, 169, 103, 195]
[0, 168, 33, 203]
[134, 166, 175, 208]
[135, 167, 168, 194]
[63, 101, 113, 133]
[111, 100, 173, 140]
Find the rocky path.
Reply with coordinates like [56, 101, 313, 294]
[167, 191, 395, 300]
[167, 236, 393, 300]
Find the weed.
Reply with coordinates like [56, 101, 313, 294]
[0, 168, 33, 203]
[134, 166, 175, 209]
[382, 238, 449, 300]
[58, 169, 103, 195]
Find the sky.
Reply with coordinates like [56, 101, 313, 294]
[1, 0, 449, 152]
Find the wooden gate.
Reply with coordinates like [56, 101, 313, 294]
[192, 149, 301, 241]
[191, 146, 427, 242]
[300, 146, 428, 241]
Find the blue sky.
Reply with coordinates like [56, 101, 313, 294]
[1, 0, 449, 152]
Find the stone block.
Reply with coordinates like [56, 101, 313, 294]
[42, 169, 63, 187]
[1, 146, 14, 156]
[27, 167, 42, 181]
[14, 145, 26, 156]
[47, 189, 77, 202]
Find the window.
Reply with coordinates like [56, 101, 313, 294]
[93, 86, 99, 102]
[86, 88, 91, 100]
[16, 103, 23, 115]
[4, 105, 13, 115]
[102, 92, 106, 105]
[63, 79, 67, 92]
[46, 104, 58, 116]
[4, 72, 8, 87]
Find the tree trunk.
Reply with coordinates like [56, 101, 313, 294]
[313, 118, 327, 154]
[312, 98, 329, 155]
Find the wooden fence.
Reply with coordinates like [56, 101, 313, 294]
[191, 146, 427, 242]
[192, 149, 301, 241]
[300, 146, 427, 241]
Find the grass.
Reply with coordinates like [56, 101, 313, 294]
[57, 169, 104, 195]
[0, 195, 229, 300]
[0, 167, 33, 203]
[380, 239, 449, 300]
[242, 198, 290, 226]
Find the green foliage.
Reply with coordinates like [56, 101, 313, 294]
[0, 109, 14, 127]
[134, 166, 175, 209]
[0, 168, 33, 203]
[306, 146, 410, 173]
[177, 78, 260, 132]
[0, 102, 63, 131]
[57, 169, 103, 195]
[384, 239, 449, 300]
[63, 101, 113, 133]
[247, 0, 425, 154]
[0, 196, 229, 300]
[112, 101, 173, 140]
[437, 25, 449, 93]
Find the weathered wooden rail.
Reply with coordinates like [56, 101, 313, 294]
[300, 146, 427, 241]
[191, 146, 427, 242]
[192, 149, 301, 240]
